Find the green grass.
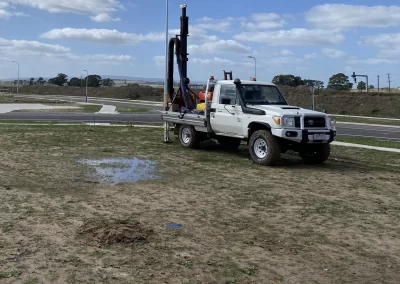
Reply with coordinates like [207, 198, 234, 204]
[116, 106, 151, 113]
[336, 137, 400, 149]
[336, 116, 400, 126]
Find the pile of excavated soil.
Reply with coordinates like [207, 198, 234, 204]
[78, 219, 154, 246]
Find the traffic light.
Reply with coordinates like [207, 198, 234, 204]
[352, 72, 356, 83]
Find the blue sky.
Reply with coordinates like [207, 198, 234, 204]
[1, 0, 399, 88]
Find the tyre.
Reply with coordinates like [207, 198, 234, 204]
[299, 143, 330, 164]
[217, 136, 242, 150]
[178, 125, 200, 148]
[249, 130, 281, 166]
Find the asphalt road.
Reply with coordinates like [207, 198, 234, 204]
[2, 94, 400, 141]
[1, 112, 400, 141]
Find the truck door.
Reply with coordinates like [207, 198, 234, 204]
[211, 84, 243, 136]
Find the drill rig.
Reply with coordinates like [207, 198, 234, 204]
[166, 3, 199, 112]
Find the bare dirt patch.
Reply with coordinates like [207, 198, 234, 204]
[0, 125, 399, 283]
[78, 219, 155, 246]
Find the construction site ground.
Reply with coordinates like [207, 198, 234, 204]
[7, 84, 400, 118]
[0, 125, 399, 284]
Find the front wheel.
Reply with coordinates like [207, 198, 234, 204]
[249, 130, 281, 166]
[178, 125, 200, 149]
[299, 143, 330, 164]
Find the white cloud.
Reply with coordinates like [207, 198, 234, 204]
[90, 13, 120, 22]
[234, 28, 345, 46]
[0, 9, 11, 19]
[153, 55, 164, 66]
[0, 37, 70, 54]
[0, 2, 30, 19]
[191, 57, 254, 68]
[188, 40, 252, 55]
[304, 53, 318, 59]
[305, 4, 400, 30]
[0, 2, 8, 9]
[0, 37, 133, 66]
[242, 13, 287, 30]
[67, 53, 134, 64]
[169, 26, 218, 43]
[195, 16, 233, 32]
[358, 33, 400, 49]
[9, 0, 124, 22]
[40, 28, 164, 44]
[358, 33, 400, 59]
[321, 48, 347, 58]
[278, 49, 294, 56]
[347, 58, 398, 65]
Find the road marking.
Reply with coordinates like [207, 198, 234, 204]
[332, 141, 400, 153]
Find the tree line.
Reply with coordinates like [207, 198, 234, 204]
[24, 73, 115, 87]
[272, 73, 374, 91]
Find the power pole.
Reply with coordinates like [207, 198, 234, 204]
[377, 75, 380, 92]
[387, 73, 391, 92]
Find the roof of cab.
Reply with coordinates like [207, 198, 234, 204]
[216, 79, 276, 86]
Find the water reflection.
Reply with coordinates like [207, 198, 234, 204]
[78, 157, 160, 185]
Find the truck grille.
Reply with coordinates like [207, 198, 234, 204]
[304, 116, 326, 128]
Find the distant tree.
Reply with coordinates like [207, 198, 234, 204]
[36, 77, 44, 85]
[327, 73, 352, 90]
[272, 74, 304, 87]
[29, 78, 34, 85]
[49, 73, 68, 86]
[68, 77, 81, 87]
[357, 81, 366, 92]
[85, 75, 102, 87]
[369, 85, 374, 89]
[304, 79, 325, 89]
[102, 78, 115, 87]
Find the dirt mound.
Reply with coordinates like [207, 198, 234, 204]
[78, 219, 154, 246]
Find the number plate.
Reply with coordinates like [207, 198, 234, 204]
[313, 134, 326, 140]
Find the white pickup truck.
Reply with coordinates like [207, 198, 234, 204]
[161, 76, 336, 166]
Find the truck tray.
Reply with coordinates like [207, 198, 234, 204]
[160, 111, 206, 128]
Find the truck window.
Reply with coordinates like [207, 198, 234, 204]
[242, 85, 287, 105]
[219, 85, 237, 105]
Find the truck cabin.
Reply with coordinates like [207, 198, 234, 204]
[218, 80, 289, 106]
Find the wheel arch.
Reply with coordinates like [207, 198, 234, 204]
[247, 122, 272, 145]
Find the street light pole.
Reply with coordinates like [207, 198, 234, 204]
[163, 0, 170, 143]
[247, 56, 256, 79]
[83, 69, 88, 102]
[12, 61, 19, 94]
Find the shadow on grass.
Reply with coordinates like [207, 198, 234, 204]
[189, 140, 384, 174]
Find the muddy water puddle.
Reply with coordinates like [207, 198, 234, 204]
[78, 157, 160, 185]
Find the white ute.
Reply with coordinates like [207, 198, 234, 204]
[161, 75, 337, 166]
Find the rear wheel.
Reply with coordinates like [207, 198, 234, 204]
[178, 125, 200, 148]
[249, 130, 281, 166]
[217, 136, 242, 150]
[299, 143, 330, 164]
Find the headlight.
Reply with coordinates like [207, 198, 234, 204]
[282, 117, 295, 127]
[327, 116, 336, 128]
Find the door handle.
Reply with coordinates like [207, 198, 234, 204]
[217, 110, 222, 112]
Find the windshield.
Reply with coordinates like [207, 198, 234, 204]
[241, 84, 288, 105]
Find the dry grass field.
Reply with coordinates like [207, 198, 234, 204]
[0, 125, 399, 283]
